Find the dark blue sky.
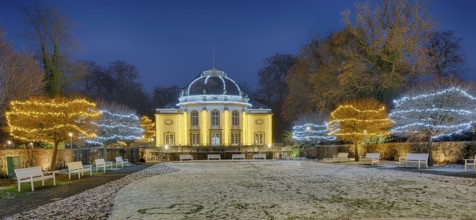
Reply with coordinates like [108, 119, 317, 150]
[1, 0, 476, 92]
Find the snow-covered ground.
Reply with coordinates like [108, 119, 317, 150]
[110, 161, 476, 220]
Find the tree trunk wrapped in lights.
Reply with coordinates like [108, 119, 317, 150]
[327, 99, 391, 161]
[390, 79, 476, 166]
[6, 97, 100, 170]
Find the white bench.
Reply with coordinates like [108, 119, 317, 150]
[67, 161, 93, 179]
[232, 154, 245, 160]
[115, 157, 129, 168]
[399, 153, 429, 170]
[207, 154, 221, 160]
[252, 153, 266, 160]
[360, 153, 380, 165]
[333, 152, 349, 162]
[464, 154, 476, 172]
[179, 155, 193, 161]
[95, 158, 114, 173]
[14, 166, 56, 192]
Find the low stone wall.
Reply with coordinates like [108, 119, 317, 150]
[140, 150, 291, 161]
[302, 141, 476, 164]
[0, 147, 141, 177]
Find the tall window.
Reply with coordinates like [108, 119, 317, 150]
[191, 111, 199, 126]
[232, 111, 239, 126]
[191, 132, 200, 146]
[211, 110, 220, 126]
[165, 133, 175, 145]
[231, 132, 240, 145]
[255, 133, 264, 145]
[211, 132, 220, 145]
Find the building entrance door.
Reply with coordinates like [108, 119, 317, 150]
[211, 132, 220, 146]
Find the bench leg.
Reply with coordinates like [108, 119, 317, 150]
[18, 181, 21, 192]
[31, 177, 34, 191]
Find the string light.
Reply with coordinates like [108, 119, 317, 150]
[86, 108, 142, 145]
[328, 102, 391, 139]
[393, 87, 476, 106]
[292, 123, 336, 141]
[391, 87, 476, 139]
[6, 98, 99, 144]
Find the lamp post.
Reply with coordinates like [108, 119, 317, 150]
[165, 144, 169, 161]
[68, 132, 73, 149]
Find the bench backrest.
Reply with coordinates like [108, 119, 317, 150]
[15, 167, 43, 179]
[406, 153, 428, 161]
[67, 161, 84, 171]
[95, 159, 106, 165]
[115, 157, 125, 163]
[253, 154, 266, 158]
[180, 155, 193, 159]
[337, 153, 348, 158]
[365, 153, 380, 159]
[208, 154, 220, 158]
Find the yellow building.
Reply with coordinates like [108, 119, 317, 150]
[155, 68, 272, 148]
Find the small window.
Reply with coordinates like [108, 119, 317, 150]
[191, 132, 200, 146]
[165, 133, 175, 145]
[231, 132, 240, 145]
[211, 110, 220, 126]
[232, 111, 239, 126]
[191, 111, 199, 126]
[255, 133, 264, 145]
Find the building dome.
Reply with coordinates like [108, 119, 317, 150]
[184, 69, 242, 96]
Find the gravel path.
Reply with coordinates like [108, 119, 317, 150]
[3, 164, 178, 220]
[110, 160, 476, 220]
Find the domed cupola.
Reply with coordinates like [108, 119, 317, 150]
[177, 68, 251, 108]
[184, 69, 242, 96]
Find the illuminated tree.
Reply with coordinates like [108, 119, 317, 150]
[6, 97, 100, 170]
[140, 116, 155, 142]
[328, 99, 392, 160]
[390, 79, 476, 166]
[292, 113, 335, 143]
[87, 102, 142, 154]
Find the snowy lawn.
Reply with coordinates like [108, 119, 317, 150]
[110, 160, 476, 220]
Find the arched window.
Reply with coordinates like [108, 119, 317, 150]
[191, 111, 199, 126]
[211, 110, 220, 126]
[232, 111, 239, 126]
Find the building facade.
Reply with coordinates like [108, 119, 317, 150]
[155, 69, 272, 147]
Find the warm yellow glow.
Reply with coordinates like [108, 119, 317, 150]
[6, 97, 100, 144]
[328, 99, 391, 141]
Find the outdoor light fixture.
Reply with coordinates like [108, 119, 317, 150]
[68, 132, 73, 149]
[165, 144, 169, 151]
[268, 144, 271, 149]
[7, 140, 12, 147]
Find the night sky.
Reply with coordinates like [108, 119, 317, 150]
[1, 0, 476, 92]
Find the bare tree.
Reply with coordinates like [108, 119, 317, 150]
[256, 53, 296, 142]
[0, 28, 44, 128]
[22, 2, 75, 97]
[427, 31, 466, 79]
[390, 78, 476, 166]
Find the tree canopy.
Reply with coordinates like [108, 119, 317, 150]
[6, 97, 100, 169]
[328, 98, 391, 160]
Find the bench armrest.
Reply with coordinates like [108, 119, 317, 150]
[464, 159, 475, 163]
